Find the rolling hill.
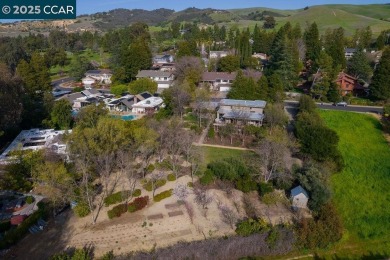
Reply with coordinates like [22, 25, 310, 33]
[1, 4, 390, 36]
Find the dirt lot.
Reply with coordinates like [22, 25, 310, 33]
[9, 176, 294, 259]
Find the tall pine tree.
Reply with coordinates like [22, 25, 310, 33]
[370, 47, 390, 100]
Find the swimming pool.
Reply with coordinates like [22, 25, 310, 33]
[111, 114, 137, 121]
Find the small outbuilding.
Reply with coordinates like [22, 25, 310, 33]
[291, 185, 309, 210]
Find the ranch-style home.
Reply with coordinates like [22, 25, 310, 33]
[136, 70, 175, 90]
[214, 99, 267, 128]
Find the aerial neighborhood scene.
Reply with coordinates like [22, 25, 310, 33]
[1, 0, 390, 259]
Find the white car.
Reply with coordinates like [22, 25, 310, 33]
[334, 102, 348, 107]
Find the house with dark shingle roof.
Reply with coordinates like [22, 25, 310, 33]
[201, 72, 237, 92]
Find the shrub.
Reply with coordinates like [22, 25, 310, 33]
[25, 196, 35, 204]
[235, 218, 269, 236]
[104, 191, 125, 206]
[187, 182, 194, 188]
[236, 174, 257, 193]
[146, 164, 155, 173]
[74, 202, 90, 218]
[200, 169, 214, 185]
[107, 204, 127, 219]
[132, 189, 141, 197]
[167, 173, 176, 181]
[143, 179, 167, 191]
[207, 127, 215, 139]
[153, 189, 173, 202]
[258, 182, 273, 196]
[128, 196, 149, 212]
[266, 227, 279, 249]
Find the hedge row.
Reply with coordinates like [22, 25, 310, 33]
[104, 189, 142, 207]
[128, 196, 149, 213]
[153, 189, 173, 202]
[107, 204, 127, 219]
[108, 196, 149, 219]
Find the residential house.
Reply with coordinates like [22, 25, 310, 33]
[201, 72, 237, 92]
[60, 89, 112, 110]
[209, 51, 229, 59]
[214, 99, 267, 128]
[153, 54, 174, 64]
[136, 70, 175, 90]
[252, 53, 268, 60]
[335, 72, 365, 96]
[83, 69, 113, 85]
[106, 92, 153, 112]
[132, 96, 164, 114]
[291, 185, 309, 210]
[344, 48, 357, 60]
[0, 129, 71, 164]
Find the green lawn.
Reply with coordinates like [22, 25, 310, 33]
[268, 110, 390, 259]
[200, 146, 254, 166]
[319, 110, 390, 240]
[50, 49, 111, 80]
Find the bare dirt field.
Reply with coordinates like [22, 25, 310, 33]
[9, 176, 294, 259]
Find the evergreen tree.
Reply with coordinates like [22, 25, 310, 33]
[218, 55, 240, 72]
[324, 28, 346, 69]
[268, 73, 285, 102]
[304, 22, 321, 63]
[347, 48, 372, 81]
[312, 51, 336, 100]
[50, 99, 73, 130]
[16, 52, 51, 98]
[257, 75, 269, 101]
[370, 47, 390, 100]
[115, 37, 152, 83]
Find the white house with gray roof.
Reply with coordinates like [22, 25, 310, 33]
[215, 99, 267, 128]
[136, 70, 175, 90]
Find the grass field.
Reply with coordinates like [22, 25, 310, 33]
[50, 49, 110, 80]
[319, 110, 390, 240]
[200, 146, 254, 166]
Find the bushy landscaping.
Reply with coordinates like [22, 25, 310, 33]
[153, 189, 173, 202]
[104, 189, 142, 206]
[128, 196, 149, 213]
[108, 196, 149, 219]
[319, 110, 390, 239]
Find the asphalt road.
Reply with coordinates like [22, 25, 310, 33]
[51, 77, 75, 90]
[284, 100, 383, 114]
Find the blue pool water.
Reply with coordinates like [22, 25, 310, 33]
[111, 114, 137, 121]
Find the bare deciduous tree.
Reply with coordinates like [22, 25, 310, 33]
[218, 204, 238, 229]
[256, 139, 289, 183]
[194, 188, 213, 217]
[117, 150, 139, 203]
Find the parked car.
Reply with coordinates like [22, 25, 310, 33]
[334, 101, 348, 107]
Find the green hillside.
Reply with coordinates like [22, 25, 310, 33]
[274, 5, 390, 36]
[325, 4, 390, 20]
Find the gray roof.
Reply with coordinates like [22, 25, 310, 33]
[220, 99, 267, 108]
[218, 109, 264, 121]
[62, 92, 84, 103]
[136, 70, 173, 78]
[85, 69, 112, 75]
[345, 48, 357, 53]
[202, 72, 237, 81]
[291, 185, 309, 198]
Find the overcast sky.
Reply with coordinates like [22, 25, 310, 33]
[77, 0, 389, 14]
